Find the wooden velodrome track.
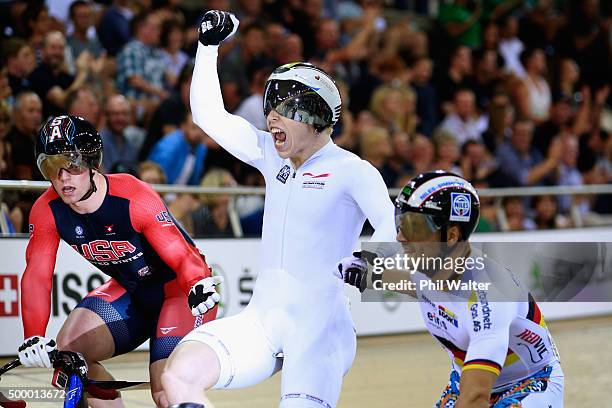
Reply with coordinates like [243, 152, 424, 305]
[2, 315, 610, 407]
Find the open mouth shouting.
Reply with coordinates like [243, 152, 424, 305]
[270, 127, 289, 153]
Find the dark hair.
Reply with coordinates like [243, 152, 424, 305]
[160, 19, 181, 49]
[519, 48, 541, 69]
[130, 12, 149, 37]
[176, 61, 194, 91]
[241, 21, 265, 37]
[64, 88, 98, 112]
[69, 0, 89, 20]
[1, 38, 28, 64]
[22, 3, 48, 38]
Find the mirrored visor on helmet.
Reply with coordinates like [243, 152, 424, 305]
[263, 80, 331, 128]
[395, 207, 440, 242]
[37, 152, 88, 180]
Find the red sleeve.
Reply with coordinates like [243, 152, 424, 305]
[21, 190, 60, 339]
[121, 176, 211, 295]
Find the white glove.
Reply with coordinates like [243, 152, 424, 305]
[188, 276, 223, 316]
[18, 336, 56, 368]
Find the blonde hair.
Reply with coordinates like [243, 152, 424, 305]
[200, 168, 236, 208]
[369, 84, 417, 134]
[359, 127, 390, 158]
[138, 161, 167, 184]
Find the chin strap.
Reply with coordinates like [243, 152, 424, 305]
[77, 169, 97, 202]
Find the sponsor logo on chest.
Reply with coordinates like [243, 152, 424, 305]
[302, 172, 330, 189]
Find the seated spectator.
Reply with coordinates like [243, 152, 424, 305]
[502, 196, 536, 231]
[160, 19, 189, 88]
[531, 195, 570, 230]
[191, 168, 238, 238]
[117, 12, 168, 102]
[148, 112, 208, 185]
[369, 84, 417, 134]
[276, 33, 304, 65]
[382, 131, 413, 188]
[2, 39, 36, 97]
[469, 48, 502, 112]
[514, 48, 551, 124]
[6, 92, 42, 180]
[553, 58, 580, 102]
[410, 57, 438, 137]
[438, 88, 488, 145]
[435, 45, 473, 114]
[65, 88, 102, 129]
[481, 92, 514, 154]
[408, 134, 435, 177]
[460, 140, 498, 183]
[234, 58, 273, 131]
[143, 62, 193, 160]
[28, 31, 90, 117]
[100, 95, 140, 172]
[99, 0, 134, 57]
[67, 1, 104, 59]
[432, 129, 462, 175]
[168, 193, 199, 234]
[533, 95, 574, 156]
[138, 160, 167, 185]
[358, 127, 393, 184]
[21, 3, 52, 56]
[496, 119, 560, 186]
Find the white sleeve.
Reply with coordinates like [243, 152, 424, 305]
[348, 161, 397, 242]
[190, 43, 270, 170]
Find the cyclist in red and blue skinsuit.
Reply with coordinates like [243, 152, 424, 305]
[18, 115, 221, 407]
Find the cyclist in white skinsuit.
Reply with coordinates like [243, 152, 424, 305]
[341, 171, 564, 407]
[161, 10, 396, 408]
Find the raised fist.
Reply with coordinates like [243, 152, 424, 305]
[198, 10, 239, 46]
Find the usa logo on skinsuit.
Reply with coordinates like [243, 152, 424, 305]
[450, 192, 471, 222]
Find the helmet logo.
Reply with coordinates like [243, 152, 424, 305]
[450, 193, 471, 222]
[48, 116, 66, 143]
[315, 75, 320, 80]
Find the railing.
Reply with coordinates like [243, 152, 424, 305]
[1, 180, 611, 236]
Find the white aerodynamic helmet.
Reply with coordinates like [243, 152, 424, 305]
[263, 62, 342, 131]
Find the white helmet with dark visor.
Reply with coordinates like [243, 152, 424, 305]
[263, 62, 341, 132]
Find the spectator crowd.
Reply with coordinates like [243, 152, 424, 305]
[0, 0, 610, 236]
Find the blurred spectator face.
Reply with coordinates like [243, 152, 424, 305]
[279, 34, 304, 64]
[477, 50, 498, 78]
[139, 161, 166, 184]
[511, 121, 534, 153]
[139, 14, 161, 46]
[7, 44, 36, 77]
[266, 23, 286, 47]
[534, 195, 557, 223]
[412, 58, 433, 84]
[502, 16, 518, 38]
[200, 168, 237, 208]
[504, 197, 524, 218]
[243, 27, 266, 57]
[42, 32, 66, 70]
[15, 93, 42, 136]
[452, 46, 472, 75]
[551, 99, 573, 125]
[71, 2, 94, 34]
[410, 135, 434, 164]
[106, 95, 131, 135]
[560, 59, 579, 86]
[360, 127, 392, 162]
[527, 49, 546, 75]
[239, 0, 263, 17]
[483, 22, 499, 49]
[0, 103, 10, 139]
[435, 136, 460, 163]
[68, 89, 101, 126]
[316, 20, 339, 50]
[454, 90, 475, 120]
[381, 89, 406, 117]
[560, 136, 578, 167]
[391, 132, 411, 162]
[30, 7, 52, 38]
[464, 141, 485, 166]
[0, 70, 9, 101]
[182, 114, 205, 146]
[304, 0, 323, 19]
[165, 25, 184, 52]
